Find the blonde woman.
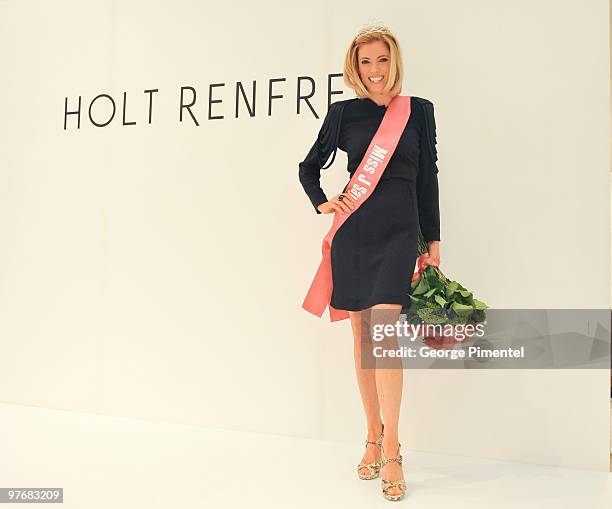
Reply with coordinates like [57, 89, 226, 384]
[298, 24, 441, 501]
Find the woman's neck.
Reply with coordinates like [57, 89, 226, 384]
[368, 93, 393, 107]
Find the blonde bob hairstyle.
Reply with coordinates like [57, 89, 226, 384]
[343, 24, 404, 99]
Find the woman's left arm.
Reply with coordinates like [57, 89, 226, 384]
[416, 99, 441, 266]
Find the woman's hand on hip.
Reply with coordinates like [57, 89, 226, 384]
[316, 192, 355, 214]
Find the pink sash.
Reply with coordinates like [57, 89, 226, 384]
[302, 95, 412, 321]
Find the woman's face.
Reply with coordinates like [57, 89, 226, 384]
[357, 40, 391, 95]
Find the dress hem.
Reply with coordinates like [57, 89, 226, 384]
[331, 294, 413, 313]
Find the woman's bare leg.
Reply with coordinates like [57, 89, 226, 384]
[349, 309, 384, 476]
[370, 303, 404, 497]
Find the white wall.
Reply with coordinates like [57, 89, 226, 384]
[0, 0, 608, 470]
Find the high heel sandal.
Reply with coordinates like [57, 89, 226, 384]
[356, 423, 384, 480]
[380, 442, 407, 501]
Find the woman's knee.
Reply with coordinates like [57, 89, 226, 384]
[370, 303, 402, 310]
[349, 310, 363, 338]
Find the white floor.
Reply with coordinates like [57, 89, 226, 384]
[1, 403, 610, 508]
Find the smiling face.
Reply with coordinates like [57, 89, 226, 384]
[357, 40, 391, 96]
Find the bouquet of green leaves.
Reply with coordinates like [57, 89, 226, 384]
[402, 232, 488, 340]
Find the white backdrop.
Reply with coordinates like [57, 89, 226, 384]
[0, 0, 609, 470]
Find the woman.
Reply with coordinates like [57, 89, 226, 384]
[298, 25, 441, 501]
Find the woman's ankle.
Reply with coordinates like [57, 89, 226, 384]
[367, 421, 384, 439]
[382, 438, 400, 456]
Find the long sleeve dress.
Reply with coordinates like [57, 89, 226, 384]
[298, 95, 440, 312]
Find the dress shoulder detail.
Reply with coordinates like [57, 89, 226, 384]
[412, 97, 437, 166]
[317, 101, 348, 170]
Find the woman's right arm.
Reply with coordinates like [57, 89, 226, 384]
[298, 102, 344, 214]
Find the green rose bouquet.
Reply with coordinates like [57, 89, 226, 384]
[402, 232, 488, 348]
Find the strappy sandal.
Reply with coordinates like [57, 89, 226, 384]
[380, 442, 407, 501]
[356, 423, 385, 480]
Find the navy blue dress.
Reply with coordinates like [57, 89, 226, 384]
[298, 96, 440, 312]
